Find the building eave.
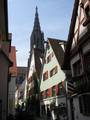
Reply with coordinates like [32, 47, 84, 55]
[0, 48, 13, 67]
[62, 0, 79, 70]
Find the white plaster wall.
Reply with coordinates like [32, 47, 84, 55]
[28, 51, 35, 91]
[40, 43, 66, 91]
[24, 77, 28, 100]
[56, 96, 66, 106]
[8, 77, 16, 115]
[41, 96, 66, 107]
[15, 90, 18, 106]
[18, 80, 26, 105]
[28, 52, 35, 78]
[28, 81, 34, 90]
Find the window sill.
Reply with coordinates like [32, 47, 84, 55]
[72, 73, 85, 81]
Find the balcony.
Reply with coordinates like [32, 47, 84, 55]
[72, 72, 90, 93]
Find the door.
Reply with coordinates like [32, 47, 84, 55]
[70, 98, 74, 120]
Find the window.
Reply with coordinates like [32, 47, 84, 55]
[79, 94, 90, 116]
[47, 54, 51, 63]
[46, 88, 52, 97]
[47, 52, 54, 63]
[84, 52, 90, 72]
[59, 83, 63, 95]
[58, 82, 66, 95]
[50, 66, 58, 77]
[43, 71, 48, 80]
[84, 52, 90, 81]
[43, 91, 47, 99]
[55, 84, 59, 95]
[73, 60, 82, 76]
[41, 91, 46, 99]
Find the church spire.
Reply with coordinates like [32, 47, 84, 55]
[30, 7, 44, 53]
[33, 6, 40, 31]
[36, 6, 38, 15]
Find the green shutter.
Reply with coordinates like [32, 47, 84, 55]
[59, 83, 63, 95]
[52, 86, 56, 97]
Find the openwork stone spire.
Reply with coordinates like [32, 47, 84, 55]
[33, 6, 40, 31]
[30, 6, 44, 53]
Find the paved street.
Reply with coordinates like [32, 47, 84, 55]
[35, 116, 48, 120]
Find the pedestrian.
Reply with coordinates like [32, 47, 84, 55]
[51, 107, 58, 120]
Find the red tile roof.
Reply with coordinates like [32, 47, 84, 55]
[48, 38, 66, 66]
[9, 46, 17, 76]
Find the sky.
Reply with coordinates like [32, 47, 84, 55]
[8, 0, 74, 67]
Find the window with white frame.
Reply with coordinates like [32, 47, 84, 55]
[43, 71, 48, 81]
[50, 66, 58, 77]
[73, 60, 82, 76]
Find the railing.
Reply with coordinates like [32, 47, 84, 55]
[72, 72, 90, 93]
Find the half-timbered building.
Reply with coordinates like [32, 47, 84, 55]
[63, 0, 90, 120]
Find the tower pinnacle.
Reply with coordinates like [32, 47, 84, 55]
[30, 7, 44, 53]
[33, 6, 40, 31]
[36, 6, 38, 14]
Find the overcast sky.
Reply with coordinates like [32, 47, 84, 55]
[8, 0, 74, 67]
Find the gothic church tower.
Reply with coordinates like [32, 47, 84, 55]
[30, 7, 44, 53]
[25, 7, 45, 116]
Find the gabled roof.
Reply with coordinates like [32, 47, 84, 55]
[62, 0, 79, 70]
[48, 38, 66, 66]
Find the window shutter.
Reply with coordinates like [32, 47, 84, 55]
[62, 80, 66, 94]
[46, 88, 52, 97]
[52, 86, 56, 96]
[55, 84, 59, 95]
